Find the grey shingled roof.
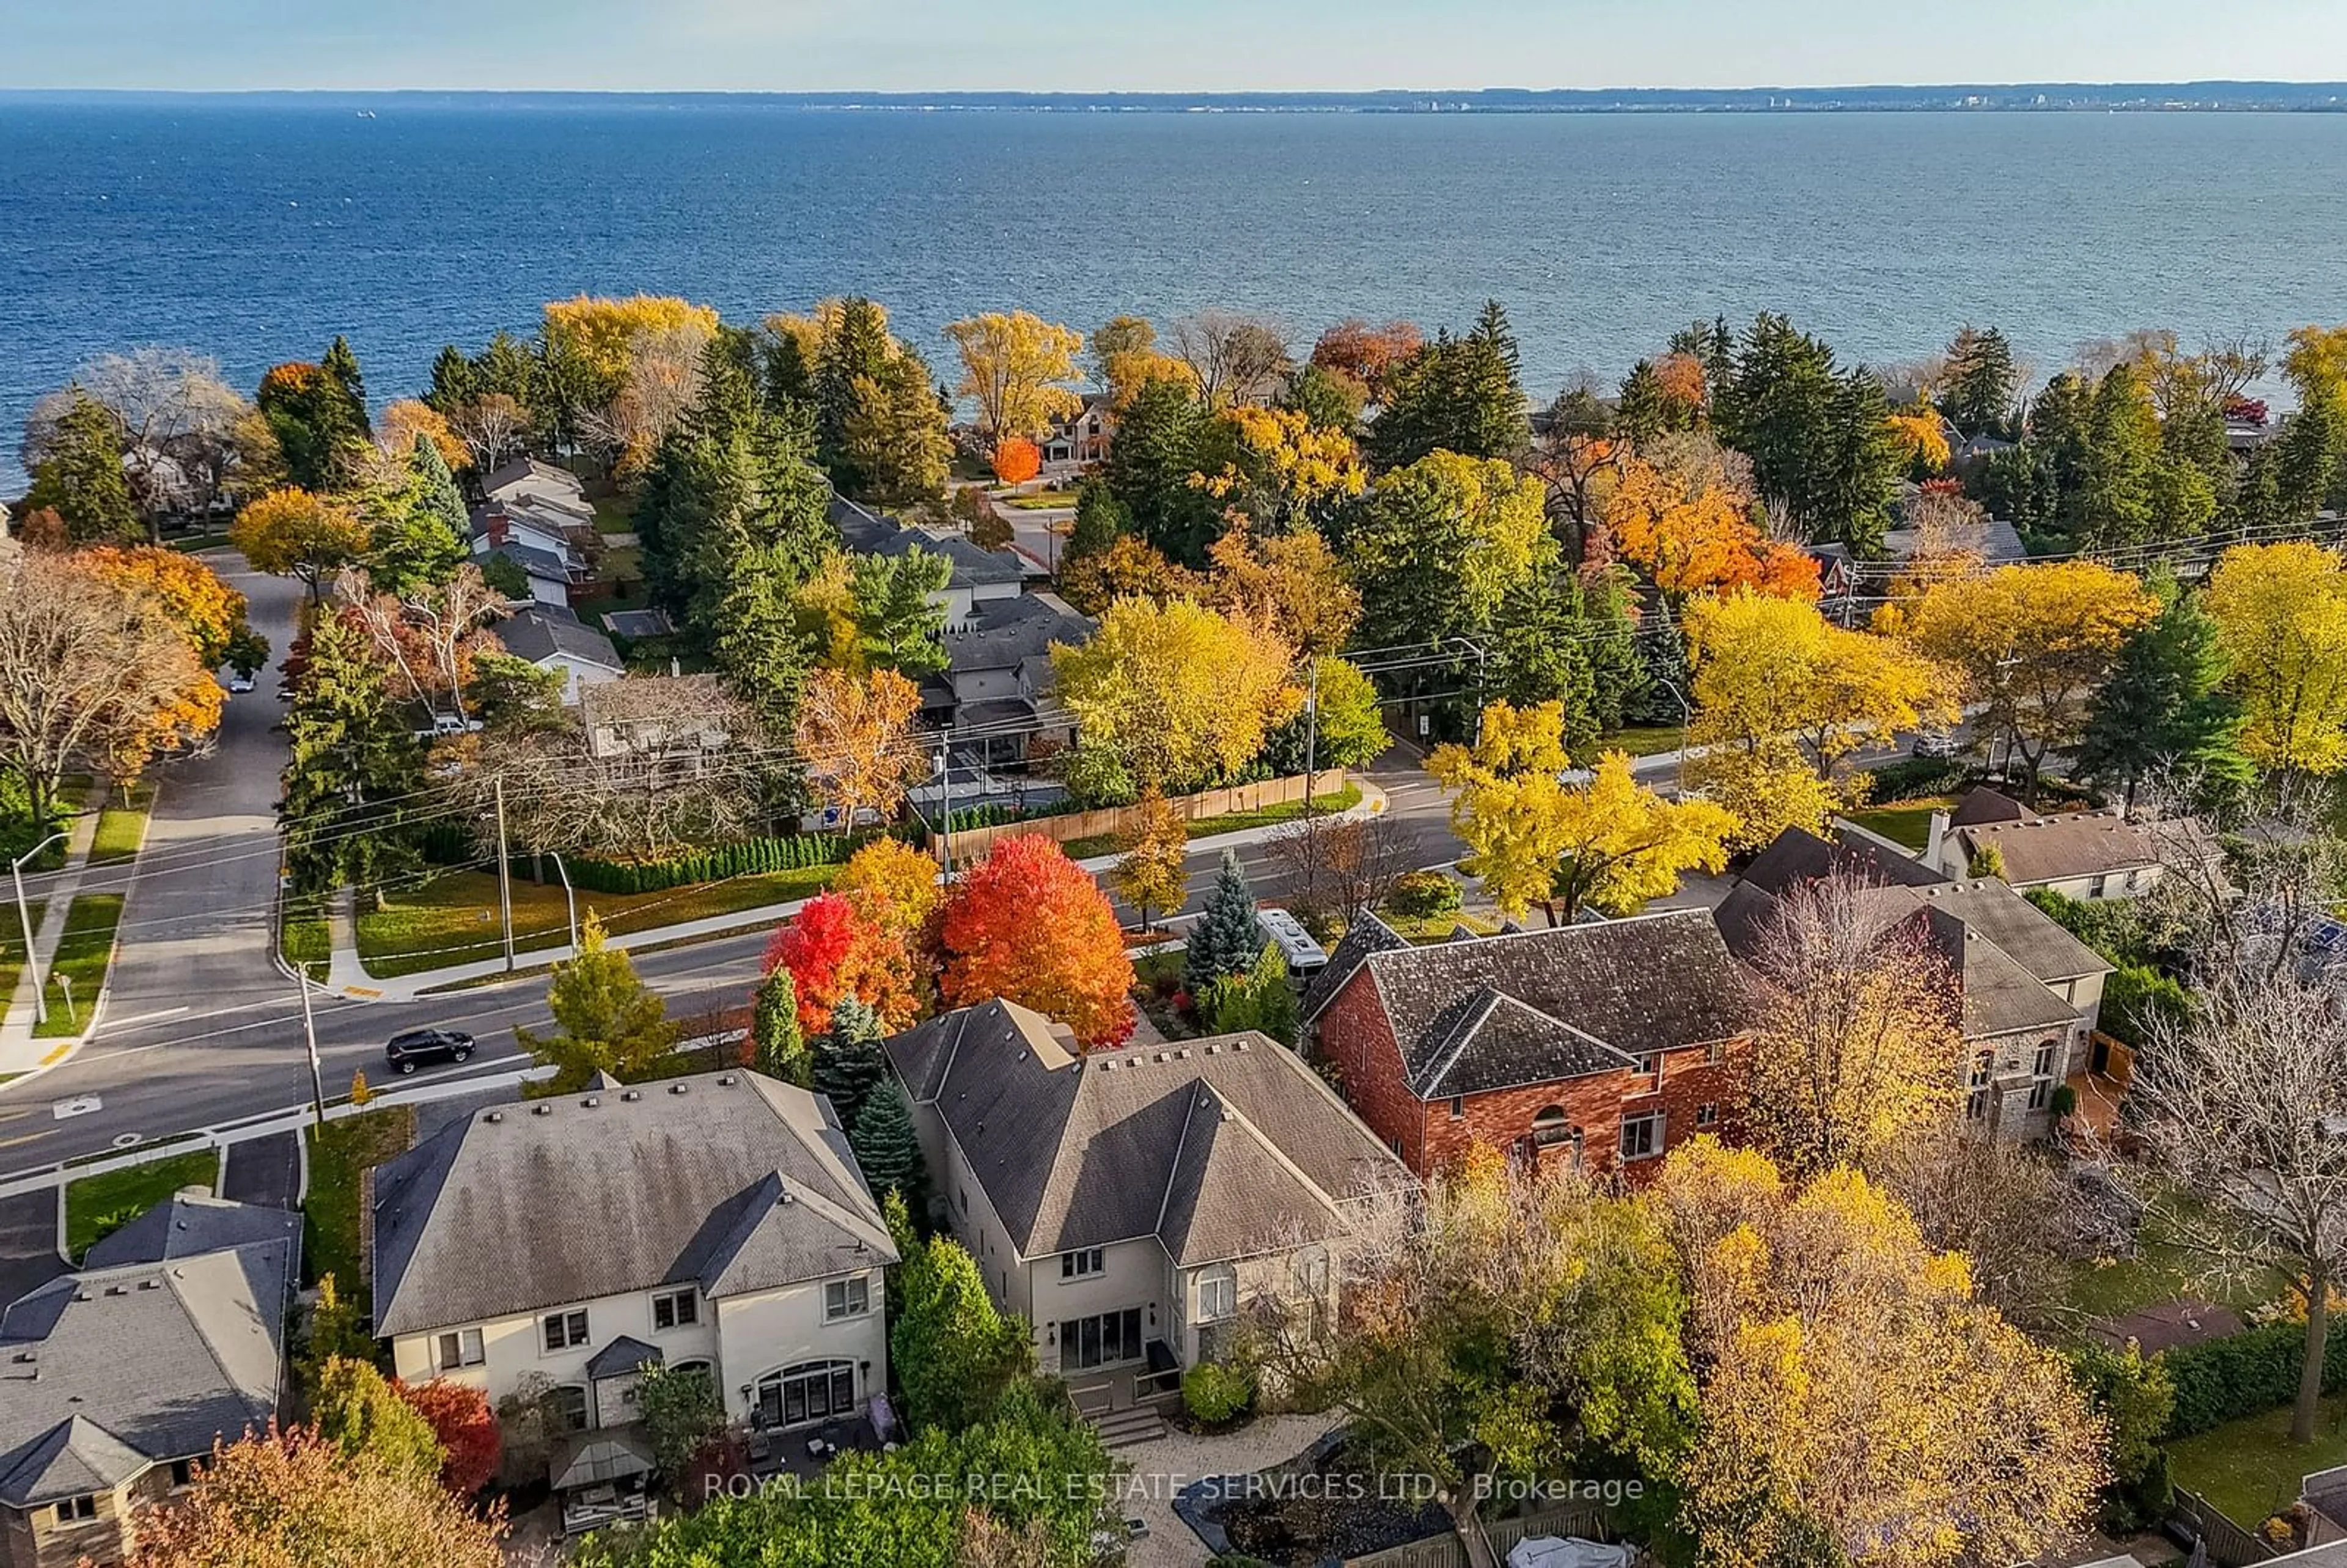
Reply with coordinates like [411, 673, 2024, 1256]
[0, 1233, 295, 1507]
[484, 456, 587, 499]
[946, 593, 1094, 676]
[1952, 811, 2170, 886]
[84, 1193, 301, 1270]
[494, 606, 622, 672]
[1948, 787, 2030, 827]
[369, 1071, 897, 1338]
[829, 493, 1026, 589]
[1301, 909, 1416, 1020]
[584, 1335, 664, 1380]
[1739, 825, 1946, 896]
[884, 1000, 1406, 1265]
[1332, 912, 1749, 1100]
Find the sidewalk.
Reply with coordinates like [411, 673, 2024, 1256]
[0, 793, 111, 1079]
[326, 779, 1390, 1003]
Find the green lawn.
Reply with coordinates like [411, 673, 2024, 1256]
[86, 783, 156, 867]
[1388, 910, 1505, 942]
[64, 1149, 220, 1261]
[34, 893, 124, 1038]
[1062, 786, 1364, 860]
[590, 494, 637, 535]
[1002, 488, 1081, 511]
[2054, 1195, 2289, 1328]
[355, 864, 839, 978]
[1843, 797, 1955, 852]
[2170, 1395, 2347, 1531]
[304, 1107, 415, 1299]
[0, 899, 43, 1008]
[1596, 725, 1687, 760]
[281, 895, 331, 983]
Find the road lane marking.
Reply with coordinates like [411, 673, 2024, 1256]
[50, 1096, 101, 1120]
[100, 1006, 190, 1030]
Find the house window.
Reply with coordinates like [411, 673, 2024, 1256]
[436, 1327, 485, 1369]
[826, 1275, 871, 1320]
[1530, 1106, 1574, 1148]
[547, 1385, 590, 1434]
[1620, 1112, 1664, 1162]
[2027, 1041, 2060, 1111]
[1634, 1052, 1662, 1091]
[2088, 874, 2110, 899]
[1449, 1095, 1464, 1119]
[1061, 1247, 1105, 1280]
[1059, 1308, 1145, 1371]
[1705, 1039, 1728, 1066]
[1696, 1102, 1719, 1128]
[1966, 1050, 1996, 1121]
[1196, 1265, 1238, 1322]
[1291, 1247, 1330, 1297]
[755, 1360, 857, 1429]
[652, 1290, 699, 1332]
[169, 1459, 196, 1489]
[542, 1310, 589, 1353]
[54, 1495, 98, 1523]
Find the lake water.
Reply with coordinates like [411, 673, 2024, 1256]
[5, 99, 2346, 481]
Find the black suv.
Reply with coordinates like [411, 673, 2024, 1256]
[385, 1028, 475, 1074]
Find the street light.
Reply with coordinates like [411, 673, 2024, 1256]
[549, 851, 579, 954]
[10, 831, 67, 1027]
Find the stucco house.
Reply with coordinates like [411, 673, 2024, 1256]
[1040, 393, 1115, 467]
[882, 1000, 1408, 1441]
[495, 606, 624, 705]
[1717, 825, 2117, 1141]
[481, 456, 595, 525]
[1, 1195, 299, 1568]
[924, 592, 1095, 769]
[1302, 910, 1750, 1181]
[368, 1070, 898, 1471]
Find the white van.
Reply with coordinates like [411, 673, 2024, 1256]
[1256, 907, 1329, 976]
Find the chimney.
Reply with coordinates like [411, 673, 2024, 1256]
[1925, 810, 1952, 872]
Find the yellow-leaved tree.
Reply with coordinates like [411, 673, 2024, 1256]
[1192, 404, 1367, 534]
[1886, 559, 2159, 797]
[944, 311, 1085, 443]
[1648, 1141, 2105, 1568]
[542, 295, 721, 391]
[793, 667, 929, 829]
[1431, 703, 1738, 925]
[2203, 539, 2347, 775]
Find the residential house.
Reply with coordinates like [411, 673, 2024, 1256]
[482, 456, 595, 524]
[925, 591, 1095, 769]
[1301, 910, 1750, 1180]
[1920, 788, 2202, 900]
[883, 1000, 1408, 1424]
[829, 494, 1027, 632]
[494, 606, 624, 705]
[1716, 824, 2117, 1141]
[1, 1194, 299, 1568]
[369, 1070, 898, 1459]
[1039, 394, 1115, 467]
[471, 500, 592, 609]
[580, 673, 732, 765]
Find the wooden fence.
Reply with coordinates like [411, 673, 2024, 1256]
[942, 771, 1345, 862]
[1344, 1501, 1615, 1568]
[2172, 1487, 2279, 1567]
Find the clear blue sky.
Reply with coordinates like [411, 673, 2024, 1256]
[7, 0, 2346, 92]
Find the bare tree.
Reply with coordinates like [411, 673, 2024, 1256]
[334, 565, 504, 722]
[24, 350, 250, 538]
[581, 322, 711, 474]
[1170, 310, 1291, 406]
[1265, 810, 1412, 932]
[447, 392, 530, 474]
[2138, 774, 2346, 983]
[2129, 959, 2347, 1445]
[1875, 1132, 2076, 1330]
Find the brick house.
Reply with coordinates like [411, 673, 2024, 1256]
[1299, 910, 1750, 1180]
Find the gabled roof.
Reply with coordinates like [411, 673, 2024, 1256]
[1952, 810, 2174, 885]
[1315, 912, 1750, 1101]
[1740, 825, 1946, 896]
[84, 1193, 300, 1270]
[495, 606, 622, 672]
[584, 1335, 664, 1380]
[484, 456, 587, 499]
[1948, 786, 2029, 827]
[1301, 909, 1415, 1020]
[829, 493, 1027, 589]
[944, 592, 1094, 677]
[0, 1228, 295, 1507]
[370, 1071, 897, 1338]
[884, 1000, 1406, 1264]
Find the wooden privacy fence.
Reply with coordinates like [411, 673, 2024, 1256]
[2171, 1487, 2279, 1567]
[942, 772, 1345, 862]
[1345, 1501, 1615, 1568]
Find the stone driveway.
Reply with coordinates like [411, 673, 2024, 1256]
[1117, 1413, 1337, 1568]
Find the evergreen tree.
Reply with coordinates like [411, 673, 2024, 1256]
[848, 1078, 925, 1207]
[816, 297, 894, 474]
[1059, 479, 1130, 582]
[2226, 441, 2284, 533]
[2076, 365, 2161, 551]
[321, 334, 371, 434]
[1203, 940, 1301, 1046]
[1365, 325, 1527, 469]
[1186, 850, 1262, 992]
[1468, 299, 1523, 383]
[1719, 313, 1841, 541]
[1104, 377, 1222, 563]
[1487, 570, 1598, 750]
[1938, 325, 2019, 436]
[260, 343, 372, 492]
[281, 614, 425, 893]
[424, 345, 480, 414]
[812, 994, 887, 1134]
[751, 967, 810, 1086]
[850, 546, 953, 675]
[842, 350, 952, 507]
[364, 439, 469, 599]
[1613, 361, 1673, 449]
[889, 1233, 1032, 1432]
[1625, 593, 1693, 728]
[1817, 367, 1903, 557]
[2277, 395, 2341, 527]
[23, 392, 138, 544]
[2076, 573, 2252, 807]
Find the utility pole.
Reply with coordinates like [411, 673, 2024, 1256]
[1300, 657, 1323, 914]
[296, 964, 326, 1129]
[936, 741, 954, 885]
[550, 851, 578, 954]
[11, 832, 65, 1028]
[493, 775, 515, 972]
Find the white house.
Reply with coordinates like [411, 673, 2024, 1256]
[829, 494, 1026, 631]
[883, 1000, 1409, 1442]
[493, 606, 624, 705]
[1920, 788, 2211, 901]
[369, 1071, 898, 1459]
[482, 456, 595, 525]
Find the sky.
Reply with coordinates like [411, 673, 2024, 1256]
[6, 0, 2347, 92]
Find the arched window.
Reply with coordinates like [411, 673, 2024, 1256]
[1530, 1107, 1574, 1148]
[752, 1360, 856, 1430]
[670, 1358, 714, 1380]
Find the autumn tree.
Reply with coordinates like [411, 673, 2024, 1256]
[1262, 654, 1388, 775]
[1345, 449, 1556, 653]
[446, 391, 530, 474]
[1892, 560, 2161, 796]
[990, 436, 1041, 487]
[833, 834, 944, 947]
[256, 339, 370, 491]
[231, 487, 370, 598]
[375, 397, 469, 475]
[1309, 318, 1424, 404]
[763, 890, 919, 1035]
[940, 835, 1136, 1046]
[796, 666, 930, 828]
[1192, 404, 1366, 535]
[1268, 809, 1414, 934]
[1108, 786, 1188, 932]
[24, 348, 254, 536]
[1093, 313, 1199, 410]
[1604, 449, 1821, 602]
[2204, 540, 2347, 775]
[312, 1356, 446, 1484]
[1649, 1143, 2104, 1568]
[1169, 310, 1291, 407]
[515, 913, 682, 1091]
[1688, 736, 1846, 852]
[1205, 525, 1362, 656]
[2076, 569, 2249, 806]
[946, 311, 1084, 443]
[335, 563, 502, 723]
[397, 1377, 502, 1498]
[1522, 385, 1620, 562]
[1546, 752, 1739, 923]
[542, 294, 721, 428]
[1049, 596, 1300, 800]
[123, 1424, 506, 1568]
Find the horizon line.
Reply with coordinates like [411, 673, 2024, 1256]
[6, 79, 2347, 100]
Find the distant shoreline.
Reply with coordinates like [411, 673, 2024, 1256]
[6, 83, 2347, 114]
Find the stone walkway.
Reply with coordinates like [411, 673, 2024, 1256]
[1118, 1413, 1337, 1568]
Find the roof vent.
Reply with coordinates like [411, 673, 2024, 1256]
[1153, 1052, 1168, 1064]
[1203, 1043, 1219, 1055]
[531, 1104, 553, 1116]
[1235, 1040, 1250, 1052]
[779, 1191, 795, 1206]
[484, 1111, 503, 1124]
[1175, 1049, 1190, 1060]
[717, 1074, 736, 1086]
[104, 1284, 127, 1297]
[1015, 1050, 1027, 1063]
[1100, 1059, 1116, 1071]
[621, 1090, 641, 1102]
[669, 1083, 689, 1094]
[138, 1280, 160, 1291]
[1127, 1057, 1143, 1068]
[582, 1096, 600, 1108]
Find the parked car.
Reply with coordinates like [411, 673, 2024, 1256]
[225, 673, 257, 694]
[1911, 730, 1963, 760]
[385, 1028, 475, 1074]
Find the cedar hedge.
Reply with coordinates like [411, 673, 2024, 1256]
[2158, 1317, 2347, 1438]
[566, 833, 859, 896]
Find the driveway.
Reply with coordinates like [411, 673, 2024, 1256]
[219, 1130, 302, 1209]
[1118, 1414, 1335, 1567]
[0, 1190, 64, 1305]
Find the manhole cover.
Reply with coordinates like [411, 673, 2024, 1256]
[110, 1133, 142, 1149]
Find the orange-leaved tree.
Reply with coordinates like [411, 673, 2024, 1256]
[377, 398, 471, 473]
[1605, 453, 1820, 602]
[795, 666, 930, 829]
[394, 1377, 501, 1498]
[78, 544, 260, 670]
[990, 436, 1042, 487]
[940, 835, 1136, 1046]
[763, 891, 919, 1035]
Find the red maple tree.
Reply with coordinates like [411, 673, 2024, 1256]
[990, 437, 1042, 487]
[763, 892, 919, 1034]
[939, 835, 1136, 1047]
[396, 1377, 501, 1498]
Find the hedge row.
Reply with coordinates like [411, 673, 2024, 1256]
[567, 833, 860, 895]
[2159, 1316, 2347, 1438]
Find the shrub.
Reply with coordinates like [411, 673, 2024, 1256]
[2066, 1342, 2174, 1530]
[565, 832, 858, 896]
[2159, 1317, 2347, 1438]
[2048, 1083, 2077, 1119]
[2104, 963, 2194, 1050]
[1384, 870, 1463, 921]
[1181, 1361, 1255, 1425]
[1864, 757, 1970, 802]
